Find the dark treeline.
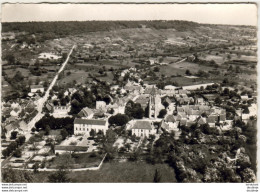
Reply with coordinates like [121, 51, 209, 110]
[2, 20, 199, 36]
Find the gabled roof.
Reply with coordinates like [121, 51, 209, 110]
[132, 121, 152, 130]
[30, 85, 44, 89]
[220, 114, 226, 121]
[178, 112, 185, 118]
[180, 119, 187, 126]
[177, 107, 184, 112]
[78, 107, 94, 117]
[191, 110, 200, 116]
[176, 114, 183, 121]
[46, 102, 53, 111]
[165, 97, 172, 104]
[165, 115, 176, 123]
[74, 118, 106, 125]
[161, 121, 169, 130]
[186, 121, 195, 127]
[207, 116, 216, 123]
[198, 117, 207, 125]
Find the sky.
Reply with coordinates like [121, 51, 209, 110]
[1, 3, 258, 26]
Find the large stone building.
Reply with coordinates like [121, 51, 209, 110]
[129, 120, 156, 137]
[74, 118, 108, 135]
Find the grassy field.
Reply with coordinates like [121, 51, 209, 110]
[69, 161, 177, 183]
[32, 161, 177, 183]
[48, 152, 103, 169]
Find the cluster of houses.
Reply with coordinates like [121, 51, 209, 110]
[71, 79, 236, 139]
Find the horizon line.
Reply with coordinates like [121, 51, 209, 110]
[1, 20, 256, 27]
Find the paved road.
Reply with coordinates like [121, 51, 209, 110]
[25, 45, 76, 140]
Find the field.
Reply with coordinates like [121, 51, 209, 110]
[30, 161, 177, 183]
[48, 152, 103, 169]
[69, 161, 177, 183]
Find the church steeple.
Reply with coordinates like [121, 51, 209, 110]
[150, 86, 156, 96]
[149, 86, 160, 119]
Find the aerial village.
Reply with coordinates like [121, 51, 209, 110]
[1, 21, 257, 182]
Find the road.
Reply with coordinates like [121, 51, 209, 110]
[25, 45, 76, 140]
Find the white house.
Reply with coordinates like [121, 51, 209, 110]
[52, 104, 70, 118]
[129, 120, 156, 137]
[30, 85, 44, 93]
[96, 101, 106, 111]
[74, 118, 108, 135]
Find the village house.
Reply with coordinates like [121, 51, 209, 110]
[161, 89, 176, 96]
[74, 118, 109, 135]
[30, 85, 44, 93]
[164, 115, 179, 130]
[106, 101, 125, 115]
[128, 120, 156, 137]
[78, 107, 94, 118]
[96, 101, 107, 111]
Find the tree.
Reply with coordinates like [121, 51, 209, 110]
[154, 67, 160, 72]
[54, 153, 75, 169]
[227, 54, 231, 60]
[158, 109, 167, 118]
[2, 149, 10, 158]
[48, 167, 71, 183]
[45, 125, 51, 135]
[103, 143, 117, 161]
[162, 101, 169, 109]
[108, 114, 129, 126]
[185, 69, 191, 76]
[8, 141, 18, 151]
[13, 148, 22, 158]
[2, 168, 34, 183]
[33, 163, 39, 173]
[125, 100, 144, 119]
[132, 107, 144, 119]
[153, 169, 161, 183]
[31, 127, 36, 133]
[223, 78, 229, 85]
[60, 129, 68, 140]
[5, 54, 15, 65]
[10, 131, 18, 140]
[243, 107, 250, 114]
[90, 129, 96, 138]
[16, 135, 26, 146]
[50, 143, 55, 154]
[215, 96, 222, 105]
[43, 81, 49, 88]
[66, 71, 71, 76]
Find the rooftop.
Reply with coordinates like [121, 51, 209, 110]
[74, 118, 107, 125]
[132, 121, 152, 130]
[30, 85, 44, 89]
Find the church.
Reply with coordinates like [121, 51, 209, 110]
[148, 86, 164, 118]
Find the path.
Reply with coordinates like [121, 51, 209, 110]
[173, 58, 187, 64]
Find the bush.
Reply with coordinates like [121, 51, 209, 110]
[13, 148, 22, 158]
[89, 151, 97, 158]
[16, 136, 26, 146]
[10, 131, 18, 140]
[158, 109, 167, 118]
